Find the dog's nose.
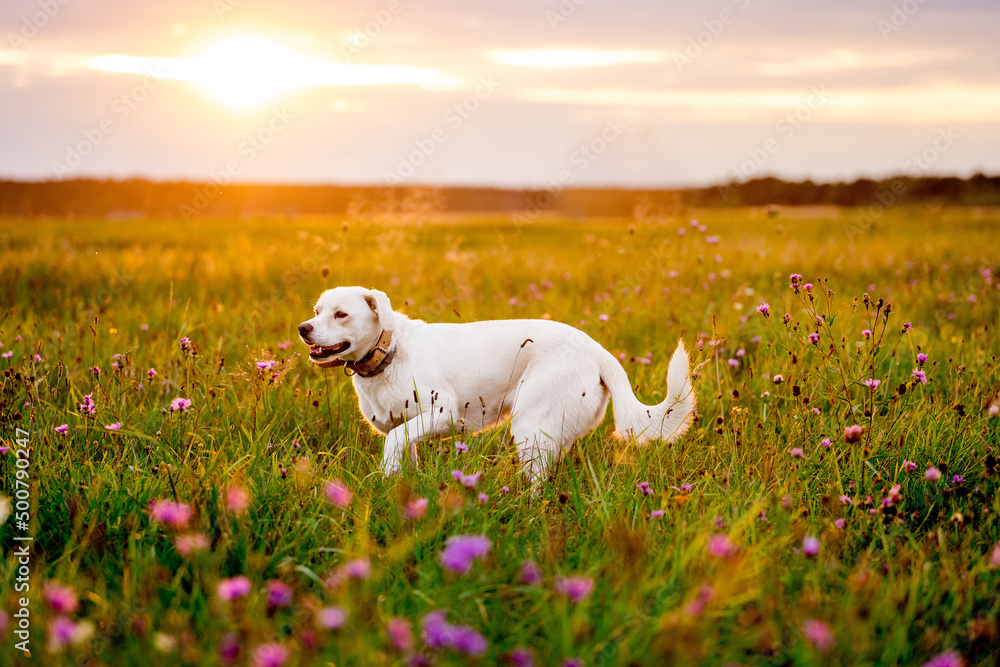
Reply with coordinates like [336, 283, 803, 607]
[298, 322, 313, 337]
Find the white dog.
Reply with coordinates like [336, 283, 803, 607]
[298, 286, 696, 482]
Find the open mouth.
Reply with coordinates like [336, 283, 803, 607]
[308, 341, 350, 360]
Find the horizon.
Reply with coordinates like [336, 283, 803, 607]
[3, 0, 999, 189]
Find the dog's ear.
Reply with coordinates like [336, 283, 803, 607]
[364, 289, 398, 331]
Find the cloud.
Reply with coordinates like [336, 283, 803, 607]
[489, 49, 665, 69]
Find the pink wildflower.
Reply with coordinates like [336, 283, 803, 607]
[324, 480, 352, 508]
[802, 535, 820, 557]
[555, 576, 595, 603]
[386, 617, 413, 652]
[802, 619, 835, 652]
[217, 576, 252, 601]
[43, 581, 78, 614]
[150, 500, 192, 528]
[405, 497, 429, 520]
[707, 534, 736, 559]
[176, 533, 210, 556]
[170, 397, 192, 413]
[226, 484, 250, 515]
[252, 643, 290, 667]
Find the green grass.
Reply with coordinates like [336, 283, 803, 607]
[1, 205, 999, 666]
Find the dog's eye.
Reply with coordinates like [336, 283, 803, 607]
[335, 311, 348, 319]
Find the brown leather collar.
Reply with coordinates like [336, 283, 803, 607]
[328, 329, 395, 378]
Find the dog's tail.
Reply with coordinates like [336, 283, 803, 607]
[599, 339, 696, 444]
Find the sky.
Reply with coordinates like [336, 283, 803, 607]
[2, 0, 999, 188]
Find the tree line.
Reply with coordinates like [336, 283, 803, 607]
[0, 174, 997, 219]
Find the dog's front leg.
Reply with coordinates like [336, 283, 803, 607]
[381, 410, 461, 476]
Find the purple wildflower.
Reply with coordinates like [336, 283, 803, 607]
[912, 368, 928, 384]
[55, 424, 68, 434]
[104, 422, 122, 431]
[509, 647, 535, 667]
[925, 467, 941, 481]
[150, 500, 192, 528]
[452, 470, 482, 488]
[47, 616, 78, 652]
[420, 611, 487, 656]
[266, 580, 293, 608]
[650, 509, 666, 518]
[864, 378, 881, 390]
[916, 353, 928, 365]
[520, 560, 543, 585]
[78, 393, 96, 415]
[439, 535, 491, 574]
[790, 447, 805, 458]
[756, 303, 770, 317]
[635, 481, 653, 495]
[219, 633, 241, 665]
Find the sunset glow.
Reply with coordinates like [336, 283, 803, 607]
[0, 0, 997, 185]
[191, 35, 318, 108]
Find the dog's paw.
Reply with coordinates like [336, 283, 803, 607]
[381, 458, 403, 477]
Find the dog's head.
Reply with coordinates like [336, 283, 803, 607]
[298, 286, 397, 365]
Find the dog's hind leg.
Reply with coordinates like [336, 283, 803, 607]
[508, 366, 606, 487]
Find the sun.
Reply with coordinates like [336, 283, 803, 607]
[192, 35, 319, 108]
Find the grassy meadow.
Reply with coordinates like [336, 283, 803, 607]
[1, 202, 999, 666]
